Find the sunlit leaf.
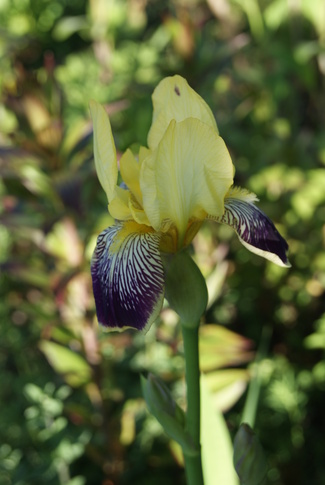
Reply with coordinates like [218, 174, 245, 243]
[52, 16, 88, 41]
[39, 341, 92, 387]
[203, 369, 250, 412]
[199, 325, 254, 372]
[45, 218, 83, 266]
[201, 376, 239, 485]
[7, 266, 50, 288]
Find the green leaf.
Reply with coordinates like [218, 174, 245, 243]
[141, 374, 195, 454]
[203, 369, 250, 412]
[201, 376, 239, 485]
[39, 341, 92, 387]
[199, 325, 254, 372]
[52, 16, 88, 41]
[233, 423, 268, 485]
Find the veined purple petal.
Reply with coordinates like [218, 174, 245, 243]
[91, 222, 165, 331]
[215, 196, 290, 267]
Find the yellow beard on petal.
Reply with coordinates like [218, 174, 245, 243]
[109, 221, 157, 254]
[159, 225, 179, 253]
[183, 220, 203, 247]
[159, 219, 203, 253]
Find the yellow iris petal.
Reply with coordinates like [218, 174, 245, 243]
[129, 200, 151, 227]
[109, 184, 151, 227]
[141, 118, 234, 243]
[89, 100, 117, 202]
[148, 75, 219, 150]
[109, 186, 132, 220]
[139, 146, 151, 164]
[119, 149, 142, 204]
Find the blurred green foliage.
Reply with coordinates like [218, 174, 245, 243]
[0, 0, 324, 484]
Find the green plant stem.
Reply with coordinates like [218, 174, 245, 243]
[182, 324, 204, 485]
[241, 325, 272, 428]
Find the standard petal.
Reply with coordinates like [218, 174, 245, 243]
[108, 185, 151, 227]
[141, 118, 234, 246]
[129, 199, 151, 227]
[91, 222, 165, 331]
[108, 186, 133, 220]
[148, 75, 218, 150]
[214, 187, 290, 267]
[139, 145, 151, 163]
[89, 100, 117, 202]
[119, 149, 142, 205]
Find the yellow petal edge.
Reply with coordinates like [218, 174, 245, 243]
[89, 100, 118, 202]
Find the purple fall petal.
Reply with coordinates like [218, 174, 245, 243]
[91, 222, 165, 331]
[216, 197, 290, 267]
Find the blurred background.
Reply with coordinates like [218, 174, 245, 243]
[0, 0, 324, 484]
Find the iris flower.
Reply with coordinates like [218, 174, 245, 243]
[90, 75, 290, 332]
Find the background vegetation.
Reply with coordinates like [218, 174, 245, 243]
[1, 0, 324, 484]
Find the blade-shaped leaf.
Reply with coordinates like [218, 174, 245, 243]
[200, 324, 254, 372]
[39, 341, 91, 387]
[201, 376, 239, 485]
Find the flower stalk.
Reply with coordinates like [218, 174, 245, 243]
[182, 323, 204, 485]
[163, 251, 208, 484]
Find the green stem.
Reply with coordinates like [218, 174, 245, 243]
[182, 324, 204, 485]
[241, 325, 272, 428]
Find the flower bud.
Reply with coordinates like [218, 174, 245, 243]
[141, 373, 196, 454]
[233, 423, 267, 485]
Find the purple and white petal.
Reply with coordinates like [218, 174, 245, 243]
[91, 222, 165, 331]
[214, 189, 290, 267]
